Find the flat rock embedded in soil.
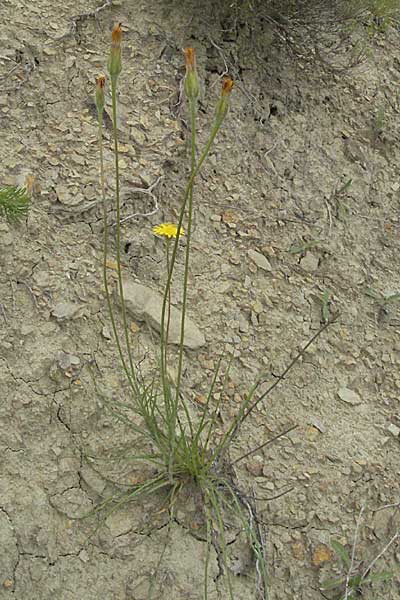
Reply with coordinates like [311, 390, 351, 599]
[51, 302, 81, 320]
[337, 386, 363, 405]
[300, 252, 319, 272]
[120, 277, 206, 349]
[247, 248, 272, 271]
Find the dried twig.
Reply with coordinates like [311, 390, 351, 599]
[373, 501, 400, 513]
[207, 37, 229, 86]
[111, 176, 162, 227]
[52, 0, 113, 43]
[360, 531, 399, 583]
[344, 504, 365, 600]
[232, 424, 298, 466]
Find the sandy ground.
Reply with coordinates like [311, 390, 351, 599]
[0, 1, 399, 598]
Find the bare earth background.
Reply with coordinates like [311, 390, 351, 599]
[0, 1, 399, 598]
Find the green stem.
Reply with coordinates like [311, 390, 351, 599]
[110, 78, 138, 393]
[98, 113, 136, 394]
[159, 109, 225, 475]
[159, 115, 223, 403]
[164, 238, 171, 370]
[175, 97, 197, 406]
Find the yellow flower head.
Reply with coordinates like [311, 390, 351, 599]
[153, 223, 184, 239]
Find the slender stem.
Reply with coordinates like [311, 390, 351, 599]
[110, 78, 138, 393]
[175, 98, 197, 405]
[158, 111, 223, 472]
[360, 531, 399, 583]
[243, 316, 338, 422]
[98, 113, 137, 393]
[231, 424, 298, 466]
[159, 121, 221, 371]
[164, 239, 171, 370]
[345, 504, 365, 600]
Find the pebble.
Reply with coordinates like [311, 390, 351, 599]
[337, 387, 362, 405]
[246, 456, 264, 476]
[248, 249, 272, 271]
[57, 351, 80, 370]
[51, 302, 80, 320]
[102, 325, 111, 339]
[300, 252, 319, 272]
[308, 418, 326, 433]
[238, 315, 249, 333]
[387, 423, 400, 438]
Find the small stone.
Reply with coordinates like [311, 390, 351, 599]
[210, 214, 221, 222]
[248, 249, 272, 271]
[391, 182, 400, 192]
[300, 252, 319, 272]
[238, 315, 249, 333]
[57, 351, 72, 370]
[337, 387, 362, 405]
[387, 423, 400, 438]
[3, 579, 13, 590]
[102, 325, 111, 339]
[78, 549, 89, 563]
[130, 321, 140, 334]
[195, 394, 207, 405]
[308, 418, 326, 433]
[52, 302, 80, 320]
[251, 300, 263, 314]
[246, 456, 264, 476]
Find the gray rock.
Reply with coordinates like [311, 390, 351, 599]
[120, 278, 205, 350]
[387, 423, 400, 438]
[238, 315, 249, 333]
[300, 252, 319, 272]
[248, 249, 272, 271]
[51, 302, 80, 320]
[337, 387, 362, 405]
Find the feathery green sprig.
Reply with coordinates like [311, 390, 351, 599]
[0, 186, 30, 223]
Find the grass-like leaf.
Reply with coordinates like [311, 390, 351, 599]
[0, 186, 30, 223]
[331, 540, 351, 569]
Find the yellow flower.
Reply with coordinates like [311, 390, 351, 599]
[153, 223, 184, 239]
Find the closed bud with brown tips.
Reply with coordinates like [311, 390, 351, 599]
[215, 76, 234, 125]
[95, 74, 106, 116]
[108, 23, 122, 80]
[183, 47, 199, 101]
[111, 22, 122, 46]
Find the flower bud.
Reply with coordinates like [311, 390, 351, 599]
[214, 77, 234, 125]
[95, 74, 106, 116]
[108, 23, 122, 80]
[183, 47, 199, 101]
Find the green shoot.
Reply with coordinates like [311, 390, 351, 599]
[0, 186, 30, 223]
[288, 239, 321, 254]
